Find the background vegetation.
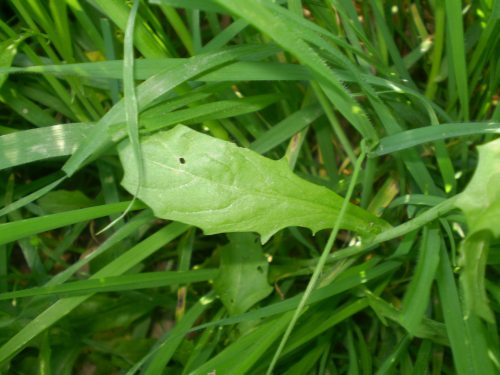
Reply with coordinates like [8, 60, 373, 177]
[0, 0, 499, 374]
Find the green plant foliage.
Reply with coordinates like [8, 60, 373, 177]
[37, 189, 95, 213]
[119, 125, 390, 242]
[1, 0, 499, 373]
[455, 138, 500, 238]
[455, 138, 500, 322]
[0, 35, 29, 89]
[214, 233, 272, 315]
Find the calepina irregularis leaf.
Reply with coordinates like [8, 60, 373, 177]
[214, 233, 273, 315]
[455, 138, 500, 322]
[119, 125, 390, 243]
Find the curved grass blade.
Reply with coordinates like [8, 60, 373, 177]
[0, 201, 144, 246]
[370, 122, 500, 157]
[98, 0, 142, 233]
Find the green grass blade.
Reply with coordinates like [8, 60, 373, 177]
[401, 227, 441, 334]
[0, 176, 66, 217]
[150, 0, 226, 13]
[444, 0, 469, 119]
[100, 0, 142, 231]
[375, 335, 411, 375]
[89, 0, 168, 58]
[190, 312, 293, 375]
[370, 122, 500, 157]
[141, 294, 215, 374]
[0, 123, 92, 170]
[435, 246, 474, 375]
[0, 270, 217, 300]
[0, 201, 144, 246]
[0, 222, 188, 363]
[250, 105, 323, 154]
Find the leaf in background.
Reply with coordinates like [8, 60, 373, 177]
[119, 125, 390, 243]
[37, 190, 95, 214]
[214, 233, 272, 315]
[455, 138, 500, 322]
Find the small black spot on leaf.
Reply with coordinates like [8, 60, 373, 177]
[179, 157, 186, 164]
[257, 266, 264, 273]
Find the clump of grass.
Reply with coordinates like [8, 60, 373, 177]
[0, 1, 499, 374]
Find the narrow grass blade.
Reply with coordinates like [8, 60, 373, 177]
[435, 246, 473, 375]
[0, 201, 144, 246]
[141, 294, 215, 375]
[401, 227, 441, 334]
[141, 94, 280, 133]
[444, 0, 469, 119]
[370, 122, 500, 157]
[0, 34, 31, 89]
[89, 0, 168, 58]
[375, 335, 411, 375]
[0, 270, 217, 300]
[190, 312, 293, 375]
[0, 176, 66, 218]
[0, 222, 188, 363]
[99, 0, 142, 232]
[283, 298, 369, 355]
[250, 105, 323, 154]
[0, 123, 92, 170]
[150, 0, 226, 13]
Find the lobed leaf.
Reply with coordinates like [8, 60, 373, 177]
[455, 138, 500, 322]
[455, 138, 500, 238]
[119, 125, 391, 243]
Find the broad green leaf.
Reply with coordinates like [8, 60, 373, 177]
[214, 233, 272, 315]
[119, 125, 391, 243]
[455, 138, 500, 238]
[455, 138, 500, 322]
